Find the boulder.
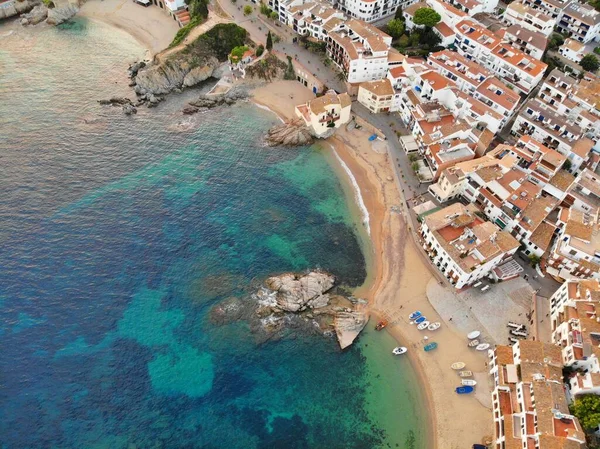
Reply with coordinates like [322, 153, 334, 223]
[265, 271, 335, 313]
[20, 4, 47, 25]
[182, 106, 199, 115]
[98, 97, 133, 106]
[334, 310, 369, 349]
[46, 3, 78, 25]
[122, 104, 137, 115]
[265, 118, 314, 147]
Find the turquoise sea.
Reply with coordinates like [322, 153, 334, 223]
[0, 18, 427, 448]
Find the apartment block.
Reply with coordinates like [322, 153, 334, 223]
[520, 0, 571, 19]
[557, 2, 600, 43]
[499, 24, 548, 60]
[503, 1, 556, 36]
[335, 0, 413, 22]
[489, 341, 587, 449]
[357, 78, 396, 112]
[420, 203, 520, 288]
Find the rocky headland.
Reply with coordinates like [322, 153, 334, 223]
[210, 271, 369, 349]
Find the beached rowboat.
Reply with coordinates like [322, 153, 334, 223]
[424, 342, 438, 352]
[459, 371, 473, 378]
[427, 322, 441, 331]
[417, 321, 430, 331]
[476, 343, 490, 351]
[415, 316, 427, 324]
[456, 386, 474, 394]
[375, 320, 388, 331]
[468, 339, 480, 348]
[461, 379, 477, 386]
[451, 362, 466, 370]
[409, 311, 422, 320]
[467, 331, 481, 340]
[392, 346, 407, 355]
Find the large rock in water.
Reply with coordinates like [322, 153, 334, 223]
[335, 310, 368, 349]
[2, 0, 40, 20]
[20, 4, 47, 25]
[134, 56, 219, 96]
[265, 118, 314, 147]
[46, 4, 78, 25]
[265, 272, 335, 313]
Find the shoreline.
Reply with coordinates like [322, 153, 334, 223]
[252, 80, 493, 449]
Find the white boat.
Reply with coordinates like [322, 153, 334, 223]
[476, 343, 490, 351]
[427, 322, 441, 331]
[451, 362, 466, 370]
[468, 339, 480, 348]
[461, 379, 477, 386]
[417, 321, 430, 330]
[392, 346, 407, 355]
[467, 331, 481, 340]
[459, 370, 473, 378]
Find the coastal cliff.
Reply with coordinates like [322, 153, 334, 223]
[211, 271, 368, 349]
[132, 23, 248, 98]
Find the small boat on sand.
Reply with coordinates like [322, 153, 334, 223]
[427, 322, 441, 331]
[409, 311, 422, 320]
[459, 370, 473, 378]
[451, 362, 466, 370]
[375, 320, 388, 331]
[417, 321, 430, 330]
[476, 343, 490, 351]
[424, 342, 438, 352]
[456, 386, 474, 394]
[392, 346, 407, 355]
[467, 331, 481, 340]
[415, 316, 427, 324]
[461, 379, 477, 386]
[468, 339, 480, 348]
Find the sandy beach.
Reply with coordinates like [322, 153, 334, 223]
[253, 80, 493, 449]
[79, 0, 179, 57]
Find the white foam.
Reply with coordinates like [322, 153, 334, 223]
[253, 102, 285, 123]
[331, 146, 371, 236]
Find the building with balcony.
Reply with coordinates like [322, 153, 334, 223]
[489, 341, 587, 449]
[560, 38, 587, 62]
[557, 2, 600, 43]
[520, 0, 572, 19]
[335, 0, 414, 22]
[357, 78, 396, 113]
[295, 91, 352, 136]
[499, 24, 548, 60]
[503, 1, 557, 36]
[420, 203, 520, 288]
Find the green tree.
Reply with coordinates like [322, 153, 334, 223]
[269, 11, 278, 19]
[397, 34, 410, 48]
[255, 44, 265, 57]
[394, 5, 403, 19]
[259, 3, 271, 15]
[548, 32, 565, 50]
[572, 395, 600, 431]
[266, 30, 273, 51]
[387, 19, 405, 39]
[186, 0, 209, 19]
[528, 255, 541, 267]
[410, 31, 420, 47]
[229, 45, 249, 63]
[284, 55, 296, 80]
[243, 5, 253, 15]
[411, 161, 420, 172]
[413, 7, 441, 27]
[420, 26, 441, 48]
[580, 54, 600, 72]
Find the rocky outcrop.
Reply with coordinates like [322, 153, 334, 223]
[214, 270, 369, 349]
[134, 56, 220, 97]
[20, 3, 47, 25]
[97, 97, 137, 115]
[264, 272, 335, 313]
[46, 3, 78, 25]
[265, 118, 314, 147]
[1, 0, 40, 20]
[183, 87, 248, 114]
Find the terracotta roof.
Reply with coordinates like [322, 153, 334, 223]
[571, 137, 594, 159]
[360, 79, 394, 97]
[307, 92, 351, 115]
[549, 170, 575, 191]
[492, 43, 547, 77]
[562, 37, 585, 53]
[476, 77, 520, 112]
[565, 209, 594, 241]
[421, 70, 452, 90]
[520, 196, 558, 231]
[434, 22, 455, 38]
[529, 221, 556, 251]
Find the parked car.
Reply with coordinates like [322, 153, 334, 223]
[472, 445, 487, 449]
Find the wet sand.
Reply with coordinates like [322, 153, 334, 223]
[253, 80, 493, 449]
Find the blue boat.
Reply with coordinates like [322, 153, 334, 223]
[456, 386, 474, 394]
[415, 316, 427, 324]
[409, 311, 422, 320]
[368, 134, 377, 141]
[424, 342, 438, 352]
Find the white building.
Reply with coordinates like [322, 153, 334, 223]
[357, 78, 397, 113]
[500, 24, 548, 60]
[557, 2, 600, 43]
[503, 1, 557, 36]
[560, 38, 587, 62]
[295, 91, 352, 136]
[420, 203, 520, 289]
[335, 0, 415, 22]
[521, 0, 572, 19]
[489, 341, 587, 449]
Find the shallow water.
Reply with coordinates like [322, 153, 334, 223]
[0, 18, 426, 448]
